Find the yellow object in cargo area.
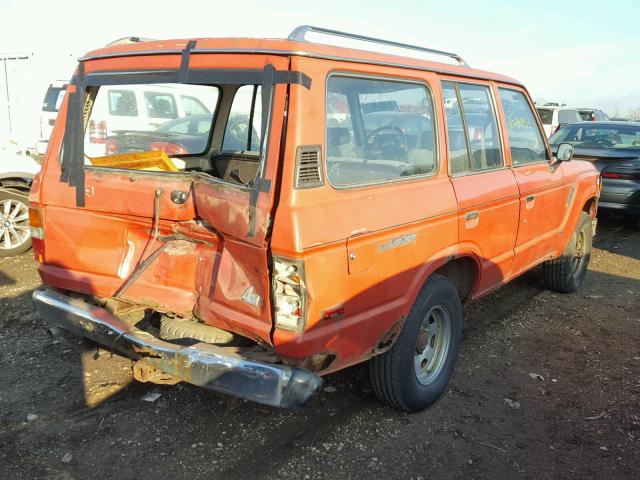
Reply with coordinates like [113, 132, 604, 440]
[90, 150, 179, 172]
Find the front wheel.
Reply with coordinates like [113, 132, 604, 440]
[369, 275, 462, 412]
[0, 189, 32, 258]
[543, 212, 593, 293]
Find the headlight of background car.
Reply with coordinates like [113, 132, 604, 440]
[272, 257, 307, 332]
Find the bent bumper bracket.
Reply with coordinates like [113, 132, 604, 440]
[33, 289, 323, 409]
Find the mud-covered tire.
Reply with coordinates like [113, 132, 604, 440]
[0, 189, 31, 258]
[543, 212, 593, 293]
[160, 317, 235, 344]
[369, 274, 462, 412]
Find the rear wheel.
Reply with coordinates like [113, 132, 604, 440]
[543, 212, 592, 293]
[0, 189, 31, 258]
[369, 275, 462, 412]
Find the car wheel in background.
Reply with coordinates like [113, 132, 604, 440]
[0, 189, 32, 258]
[543, 212, 593, 293]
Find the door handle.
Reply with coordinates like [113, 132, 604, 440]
[526, 195, 535, 202]
[465, 211, 479, 221]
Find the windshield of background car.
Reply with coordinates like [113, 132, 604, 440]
[42, 87, 66, 112]
[325, 76, 437, 187]
[84, 84, 219, 164]
[536, 108, 553, 124]
[549, 124, 640, 149]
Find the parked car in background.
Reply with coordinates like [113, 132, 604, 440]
[36, 81, 67, 155]
[0, 143, 41, 256]
[536, 106, 582, 137]
[550, 121, 640, 228]
[31, 27, 600, 413]
[577, 108, 610, 122]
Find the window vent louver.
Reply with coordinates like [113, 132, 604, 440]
[294, 145, 323, 189]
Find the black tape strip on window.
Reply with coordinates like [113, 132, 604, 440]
[61, 64, 309, 208]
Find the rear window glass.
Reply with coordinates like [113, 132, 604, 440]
[84, 83, 219, 163]
[325, 76, 437, 187]
[549, 124, 640, 149]
[536, 108, 553, 125]
[42, 87, 66, 112]
[558, 110, 579, 125]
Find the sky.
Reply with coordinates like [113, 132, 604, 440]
[0, 0, 639, 144]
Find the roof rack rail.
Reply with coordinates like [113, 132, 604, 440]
[105, 37, 155, 47]
[287, 25, 468, 67]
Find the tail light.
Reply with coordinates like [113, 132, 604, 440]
[272, 257, 307, 332]
[106, 138, 119, 154]
[472, 127, 483, 142]
[590, 112, 596, 121]
[602, 161, 640, 180]
[149, 142, 188, 156]
[89, 120, 107, 144]
[29, 207, 45, 263]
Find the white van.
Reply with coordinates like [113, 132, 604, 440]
[85, 84, 218, 157]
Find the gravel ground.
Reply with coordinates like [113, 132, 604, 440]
[0, 216, 638, 480]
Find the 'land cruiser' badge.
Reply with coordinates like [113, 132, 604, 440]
[378, 233, 417, 253]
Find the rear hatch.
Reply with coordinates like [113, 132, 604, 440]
[32, 47, 305, 345]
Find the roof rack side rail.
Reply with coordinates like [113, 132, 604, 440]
[287, 25, 469, 67]
[105, 37, 156, 47]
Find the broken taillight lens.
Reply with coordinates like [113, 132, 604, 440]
[272, 257, 307, 332]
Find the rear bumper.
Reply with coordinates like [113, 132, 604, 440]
[599, 181, 640, 215]
[33, 289, 323, 409]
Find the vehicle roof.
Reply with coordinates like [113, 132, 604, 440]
[536, 106, 578, 111]
[567, 121, 640, 127]
[80, 37, 522, 87]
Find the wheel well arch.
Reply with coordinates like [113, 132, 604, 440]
[582, 196, 597, 217]
[0, 174, 33, 194]
[431, 256, 479, 303]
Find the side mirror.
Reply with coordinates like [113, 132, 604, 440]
[556, 143, 574, 162]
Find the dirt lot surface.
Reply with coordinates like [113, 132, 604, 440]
[1, 217, 639, 480]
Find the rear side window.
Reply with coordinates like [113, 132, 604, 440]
[108, 90, 138, 117]
[222, 85, 262, 151]
[536, 108, 553, 125]
[498, 88, 548, 165]
[325, 75, 437, 187]
[442, 81, 503, 175]
[145, 92, 178, 119]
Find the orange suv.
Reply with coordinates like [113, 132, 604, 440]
[31, 26, 600, 412]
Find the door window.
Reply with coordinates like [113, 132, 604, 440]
[498, 88, 548, 165]
[442, 81, 503, 175]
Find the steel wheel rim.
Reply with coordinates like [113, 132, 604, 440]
[0, 198, 30, 250]
[572, 229, 587, 275]
[414, 305, 451, 385]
